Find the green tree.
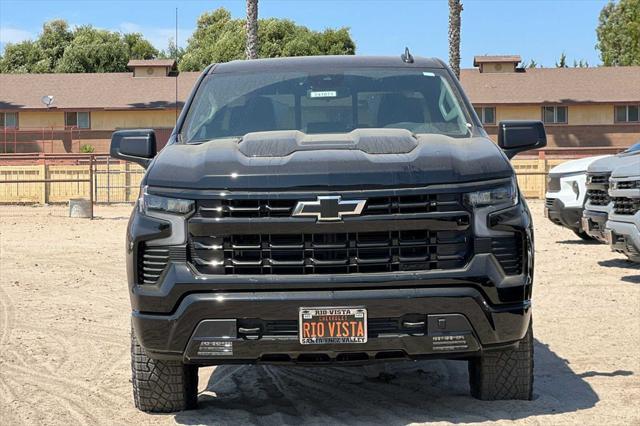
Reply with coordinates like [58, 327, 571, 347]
[0, 19, 158, 73]
[124, 33, 159, 60]
[555, 52, 568, 68]
[180, 7, 355, 71]
[0, 40, 46, 73]
[596, 0, 640, 66]
[56, 26, 130, 73]
[38, 19, 73, 70]
[158, 38, 185, 62]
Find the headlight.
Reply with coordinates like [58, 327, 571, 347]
[139, 186, 194, 215]
[464, 178, 518, 208]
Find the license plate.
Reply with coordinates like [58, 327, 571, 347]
[544, 207, 549, 218]
[299, 307, 367, 344]
[581, 217, 590, 232]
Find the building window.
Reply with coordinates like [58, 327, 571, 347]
[542, 106, 567, 124]
[474, 106, 496, 125]
[615, 105, 640, 123]
[65, 111, 91, 129]
[0, 112, 18, 128]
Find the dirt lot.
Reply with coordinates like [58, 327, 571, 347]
[0, 200, 638, 425]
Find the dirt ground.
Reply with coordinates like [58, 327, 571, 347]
[0, 200, 638, 425]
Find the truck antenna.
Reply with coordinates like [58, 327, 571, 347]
[401, 47, 414, 64]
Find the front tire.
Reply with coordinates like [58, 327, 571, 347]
[131, 328, 198, 413]
[468, 322, 534, 400]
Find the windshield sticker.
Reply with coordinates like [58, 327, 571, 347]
[309, 91, 337, 98]
[422, 72, 435, 77]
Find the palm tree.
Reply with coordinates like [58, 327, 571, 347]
[448, 0, 463, 79]
[245, 0, 259, 60]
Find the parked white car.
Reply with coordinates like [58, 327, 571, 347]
[545, 156, 610, 239]
[606, 159, 640, 262]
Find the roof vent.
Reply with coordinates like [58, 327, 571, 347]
[401, 47, 414, 64]
[473, 55, 521, 73]
[127, 59, 178, 77]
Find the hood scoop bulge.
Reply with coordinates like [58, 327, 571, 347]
[238, 129, 418, 157]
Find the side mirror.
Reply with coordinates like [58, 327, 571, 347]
[498, 121, 547, 159]
[110, 129, 157, 167]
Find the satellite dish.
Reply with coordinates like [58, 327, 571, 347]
[41, 95, 54, 107]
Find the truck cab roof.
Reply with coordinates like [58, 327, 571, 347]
[209, 55, 446, 74]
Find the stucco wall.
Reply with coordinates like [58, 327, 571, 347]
[17, 111, 65, 128]
[90, 110, 177, 130]
[568, 104, 614, 125]
[489, 104, 615, 125]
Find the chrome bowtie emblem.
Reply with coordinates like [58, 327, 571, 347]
[292, 196, 366, 221]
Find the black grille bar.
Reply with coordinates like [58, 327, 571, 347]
[195, 192, 465, 219]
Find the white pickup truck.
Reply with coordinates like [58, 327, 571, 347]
[545, 156, 609, 239]
[606, 159, 640, 262]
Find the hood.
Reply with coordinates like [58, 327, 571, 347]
[145, 130, 513, 191]
[588, 151, 640, 174]
[549, 155, 610, 176]
[611, 158, 640, 179]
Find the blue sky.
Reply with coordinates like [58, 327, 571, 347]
[0, 0, 609, 67]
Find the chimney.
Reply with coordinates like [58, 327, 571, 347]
[473, 55, 521, 73]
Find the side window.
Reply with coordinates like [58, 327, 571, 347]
[65, 112, 91, 129]
[474, 106, 495, 125]
[542, 106, 567, 124]
[615, 105, 640, 123]
[0, 112, 18, 128]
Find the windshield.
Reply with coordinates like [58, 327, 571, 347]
[181, 68, 472, 143]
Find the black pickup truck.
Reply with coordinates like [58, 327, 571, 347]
[111, 55, 546, 412]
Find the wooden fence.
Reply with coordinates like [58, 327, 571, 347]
[0, 156, 577, 204]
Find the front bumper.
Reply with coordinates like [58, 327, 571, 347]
[582, 209, 609, 242]
[544, 197, 582, 231]
[606, 216, 640, 261]
[133, 286, 531, 364]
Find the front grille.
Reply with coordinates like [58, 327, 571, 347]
[586, 189, 610, 206]
[195, 193, 464, 218]
[190, 229, 471, 275]
[547, 176, 561, 192]
[545, 197, 555, 208]
[138, 245, 170, 284]
[492, 234, 524, 275]
[612, 197, 640, 215]
[589, 173, 609, 185]
[615, 180, 640, 190]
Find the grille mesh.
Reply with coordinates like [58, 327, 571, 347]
[586, 189, 610, 206]
[190, 229, 471, 275]
[612, 197, 640, 215]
